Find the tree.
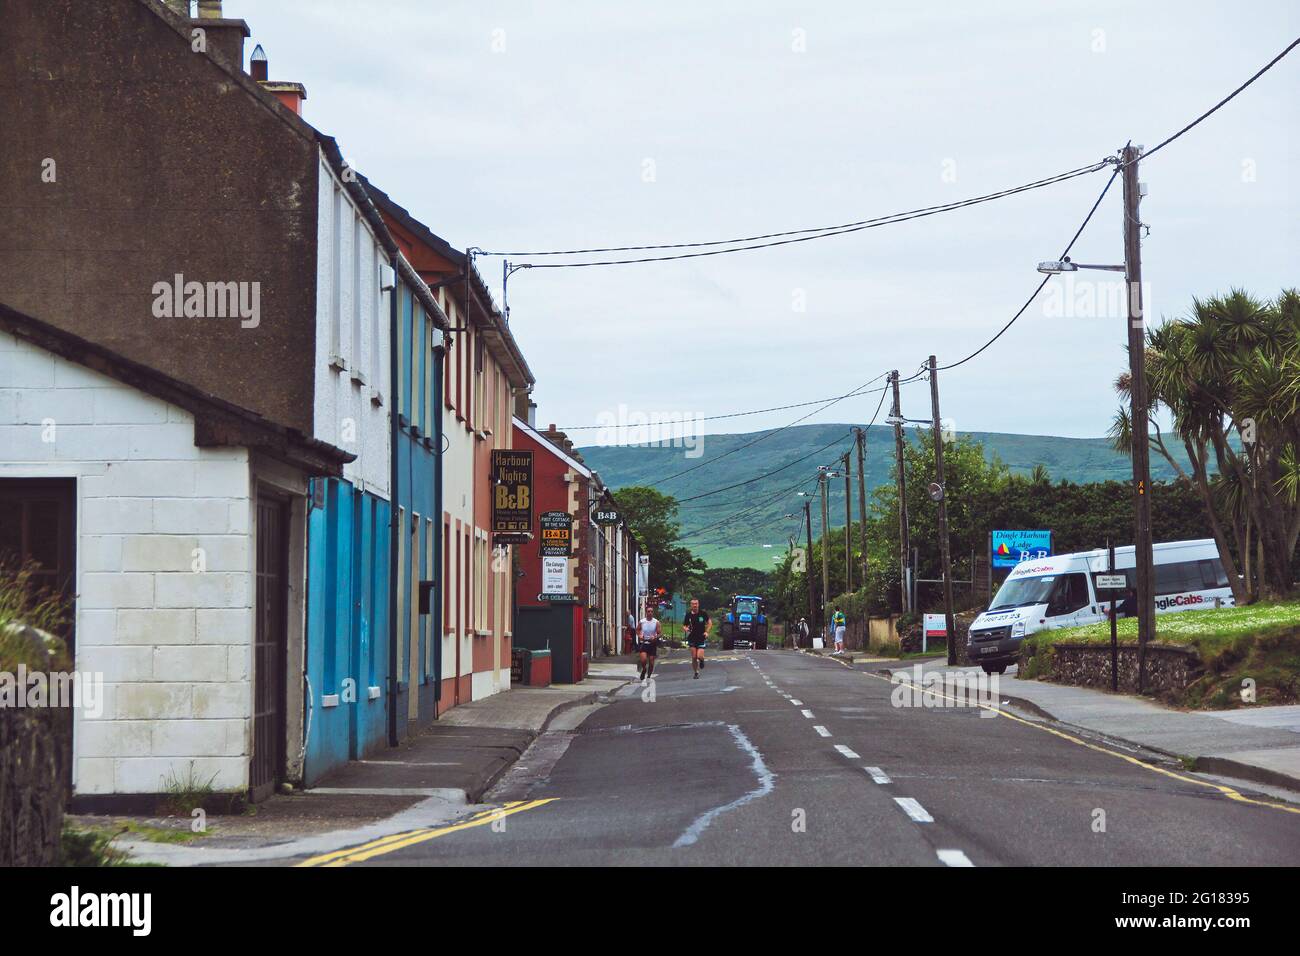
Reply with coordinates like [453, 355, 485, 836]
[614, 485, 705, 598]
[1110, 289, 1300, 600]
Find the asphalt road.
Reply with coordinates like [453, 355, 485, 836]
[339, 649, 1300, 866]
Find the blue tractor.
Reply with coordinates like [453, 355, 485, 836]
[721, 594, 768, 650]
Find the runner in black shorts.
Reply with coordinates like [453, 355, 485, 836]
[636, 607, 662, 682]
[683, 598, 711, 679]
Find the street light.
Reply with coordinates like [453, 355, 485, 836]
[1036, 255, 1125, 274]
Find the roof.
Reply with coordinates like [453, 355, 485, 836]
[0, 300, 353, 476]
[141, 0, 399, 263]
[361, 177, 535, 390]
[513, 417, 591, 477]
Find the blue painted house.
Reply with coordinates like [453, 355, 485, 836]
[387, 257, 448, 742]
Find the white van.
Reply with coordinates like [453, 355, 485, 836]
[966, 538, 1233, 674]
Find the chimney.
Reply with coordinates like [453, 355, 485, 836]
[174, 0, 249, 68]
[248, 43, 307, 115]
[527, 400, 537, 428]
[249, 43, 268, 81]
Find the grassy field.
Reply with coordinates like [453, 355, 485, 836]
[1025, 601, 1300, 708]
[697, 544, 787, 569]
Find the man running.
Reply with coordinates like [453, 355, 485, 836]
[683, 598, 711, 679]
[636, 606, 663, 681]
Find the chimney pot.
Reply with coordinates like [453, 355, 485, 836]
[196, 0, 224, 18]
[250, 43, 268, 81]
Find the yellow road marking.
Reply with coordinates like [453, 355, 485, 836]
[854, 665, 1300, 817]
[295, 799, 557, 867]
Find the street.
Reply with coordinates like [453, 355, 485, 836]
[300, 650, 1300, 867]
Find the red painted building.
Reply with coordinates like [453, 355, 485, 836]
[511, 415, 593, 684]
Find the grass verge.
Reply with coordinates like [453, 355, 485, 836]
[1023, 600, 1300, 708]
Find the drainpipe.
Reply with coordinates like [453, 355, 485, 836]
[386, 257, 400, 747]
[432, 334, 445, 713]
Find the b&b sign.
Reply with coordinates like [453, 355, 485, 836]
[492, 450, 533, 534]
[991, 529, 1052, 569]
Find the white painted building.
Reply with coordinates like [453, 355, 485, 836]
[0, 306, 351, 803]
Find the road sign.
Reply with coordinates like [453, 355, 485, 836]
[991, 529, 1052, 568]
[1096, 574, 1127, 590]
[923, 613, 946, 654]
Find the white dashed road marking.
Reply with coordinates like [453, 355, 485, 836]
[864, 767, 891, 785]
[789, 699, 803, 706]
[937, 849, 975, 867]
[800, 709, 814, 718]
[894, 798, 934, 823]
[813, 725, 831, 737]
[834, 744, 861, 759]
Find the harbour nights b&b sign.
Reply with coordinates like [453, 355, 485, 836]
[491, 450, 533, 535]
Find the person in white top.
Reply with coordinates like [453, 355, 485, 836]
[636, 607, 663, 682]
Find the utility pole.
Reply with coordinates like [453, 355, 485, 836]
[928, 356, 957, 665]
[890, 371, 911, 614]
[855, 427, 868, 584]
[842, 451, 853, 594]
[1122, 144, 1155, 692]
[819, 467, 831, 643]
[804, 500, 817, 644]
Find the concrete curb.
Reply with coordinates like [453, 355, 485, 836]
[875, 666, 1300, 794]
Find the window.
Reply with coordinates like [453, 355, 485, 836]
[463, 528, 471, 636]
[372, 249, 383, 391]
[1154, 559, 1226, 595]
[351, 213, 362, 362]
[1051, 573, 1091, 614]
[0, 479, 76, 643]
[331, 184, 342, 357]
[443, 516, 452, 634]
[475, 536, 488, 632]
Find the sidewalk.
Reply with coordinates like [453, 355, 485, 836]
[92, 678, 626, 866]
[873, 657, 1300, 794]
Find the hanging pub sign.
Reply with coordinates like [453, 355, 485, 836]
[540, 510, 572, 557]
[491, 449, 533, 535]
[591, 506, 620, 526]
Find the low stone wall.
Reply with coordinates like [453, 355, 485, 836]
[0, 705, 70, 866]
[1031, 642, 1203, 695]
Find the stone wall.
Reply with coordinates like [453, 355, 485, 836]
[1030, 642, 1203, 695]
[0, 707, 68, 866]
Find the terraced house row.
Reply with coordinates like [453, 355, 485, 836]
[0, 0, 644, 806]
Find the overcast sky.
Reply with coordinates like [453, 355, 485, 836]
[225, 0, 1298, 441]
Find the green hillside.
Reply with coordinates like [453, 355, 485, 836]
[579, 422, 1192, 568]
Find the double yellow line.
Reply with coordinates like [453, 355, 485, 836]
[296, 799, 557, 867]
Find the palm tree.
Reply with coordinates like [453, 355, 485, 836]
[1110, 289, 1300, 600]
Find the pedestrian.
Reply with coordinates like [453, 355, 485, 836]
[832, 608, 847, 654]
[683, 598, 711, 678]
[636, 606, 663, 682]
[796, 616, 810, 649]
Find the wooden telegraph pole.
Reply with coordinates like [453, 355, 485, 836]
[1122, 144, 1156, 692]
[842, 451, 853, 594]
[855, 427, 868, 584]
[804, 500, 817, 643]
[890, 371, 911, 614]
[928, 356, 957, 665]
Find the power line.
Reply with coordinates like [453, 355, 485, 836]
[652, 372, 900, 487]
[934, 160, 1122, 372]
[675, 429, 855, 504]
[1136, 36, 1300, 165]
[492, 163, 1107, 267]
